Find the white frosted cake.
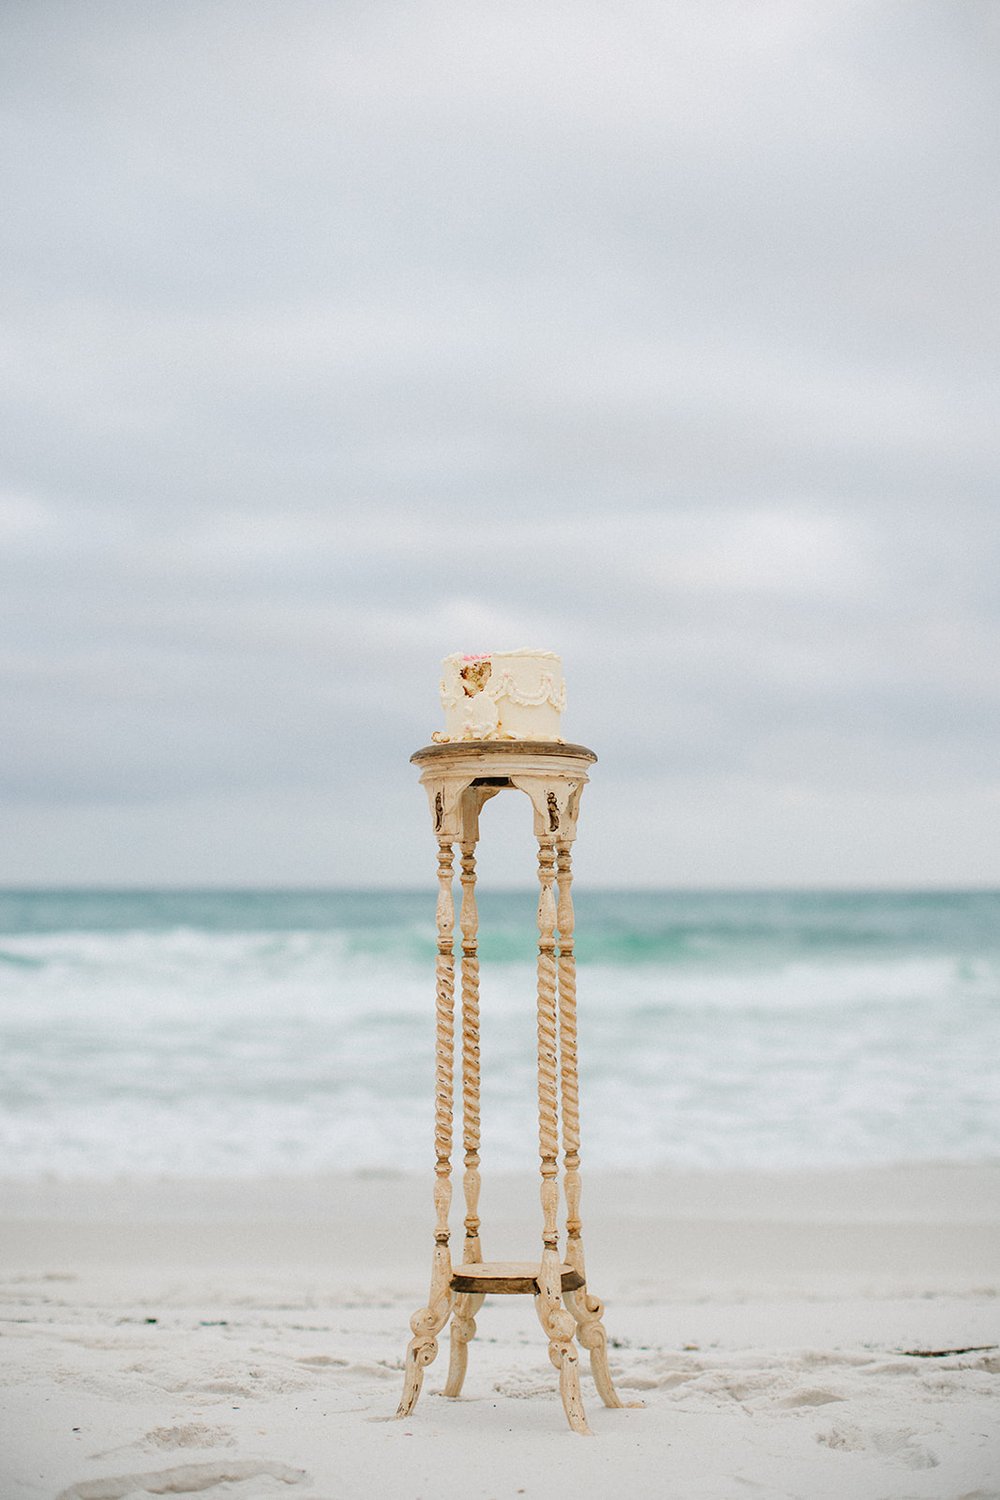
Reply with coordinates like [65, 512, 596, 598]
[434, 650, 566, 742]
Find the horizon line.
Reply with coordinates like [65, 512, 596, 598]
[1, 884, 998, 897]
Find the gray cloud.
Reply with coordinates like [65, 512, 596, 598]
[1, 0, 997, 884]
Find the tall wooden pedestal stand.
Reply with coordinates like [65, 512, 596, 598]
[395, 740, 638, 1436]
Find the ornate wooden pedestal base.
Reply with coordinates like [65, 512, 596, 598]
[394, 741, 641, 1436]
[396, 1260, 633, 1437]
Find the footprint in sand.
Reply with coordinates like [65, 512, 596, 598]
[87, 1427, 236, 1462]
[777, 1387, 847, 1408]
[55, 1459, 309, 1499]
[816, 1424, 939, 1469]
[145, 1424, 236, 1450]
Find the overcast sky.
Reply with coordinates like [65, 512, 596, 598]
[1, 0, 997, 887]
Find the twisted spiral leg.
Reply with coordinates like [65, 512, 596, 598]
[536, 836, 560, 1253]
[556, 840, 635, 1411]
[435, 838, 485, 1402]
[459, 840, 482, 1261]
[397, 838, 456, 1419]
[535, 834, 591, 1435]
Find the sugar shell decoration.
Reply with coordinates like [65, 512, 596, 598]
[433, 649, 566, 742]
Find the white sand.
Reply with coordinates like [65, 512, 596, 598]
[2, 1166, 998, 1499]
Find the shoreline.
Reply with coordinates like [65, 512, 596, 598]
[5, 1157, 998, 1210]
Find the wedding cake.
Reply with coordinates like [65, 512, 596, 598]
[434, 650, 566, 742]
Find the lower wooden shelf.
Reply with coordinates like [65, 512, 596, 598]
[450, 1260, 585, 1295]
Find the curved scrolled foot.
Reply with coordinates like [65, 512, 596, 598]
[396, 1333, 437, 1417]
[555, 1339, 593, 1435]
[395, 1293, 452, 1418]
[442, 1291, 483, 1398]
[535, 1292, 592, 1435]
[565, 1288, 645, 1410]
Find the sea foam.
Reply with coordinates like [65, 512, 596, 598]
[1, 890, 998, 1178]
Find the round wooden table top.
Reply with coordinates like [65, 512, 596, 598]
[411, 739, 597, 766]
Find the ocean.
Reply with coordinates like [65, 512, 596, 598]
[1, 888, 998, 1179]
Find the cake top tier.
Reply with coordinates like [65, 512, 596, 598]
[433, 649, 565, 743]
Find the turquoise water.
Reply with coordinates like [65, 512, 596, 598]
[1, 888, 998, 1177]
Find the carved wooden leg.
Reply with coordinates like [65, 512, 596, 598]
[562, 1286, 641, 1409]
[459, 838, 483, 1264]
[534, 1254, 592, 1436]
[530, 1260, 593, 1434]
[555, 840, 637, 1411]
[397, 838, 457, 1419]
[441, 837, 484, 1401]
[443, 1290, 484, 1397]
[397, 1245, 454, 1417]
[536, 836, 592, 1435]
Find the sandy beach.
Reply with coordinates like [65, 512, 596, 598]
[2, 1164, 998, 1499]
